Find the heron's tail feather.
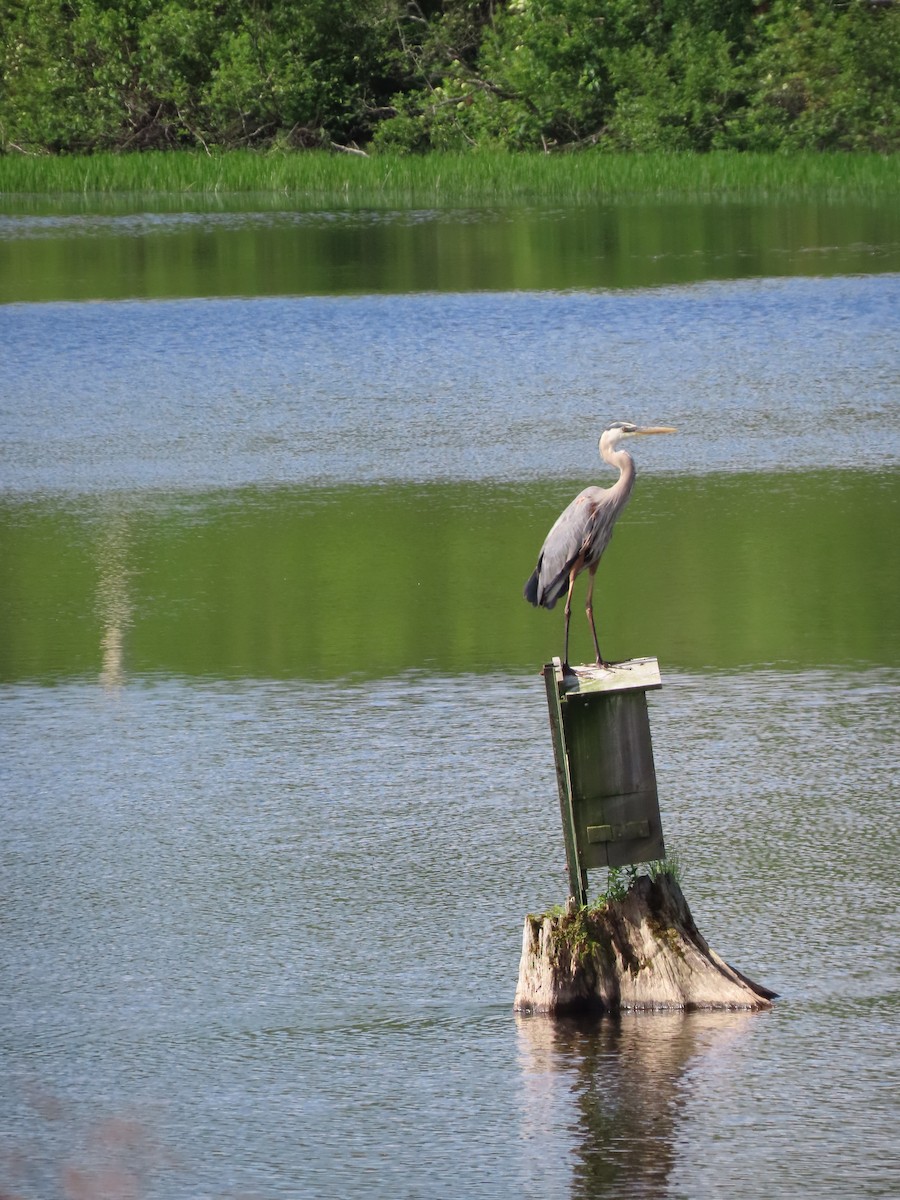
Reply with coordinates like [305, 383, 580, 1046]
[524, 565, 568, 610]
[523, 571, 540, 607]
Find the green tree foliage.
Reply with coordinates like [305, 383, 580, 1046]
[0, 0, 897, 153]
[372, 0, 898, 153]
[730, 0, 900, 150]
[202, 0, 400, 146]
[0, 0, 400, 151]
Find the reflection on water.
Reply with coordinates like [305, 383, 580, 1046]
[1, 470, 897, 683]
[1, 201, 897, 302]
[2, 273, 896, 683]
[3, 198, 899, 1198]
[95, 507, 133, 690]
[516, 1010, 759, 1199]
[2, 668, 897, 1197]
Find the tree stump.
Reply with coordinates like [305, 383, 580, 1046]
[514, 872, 775, 1015]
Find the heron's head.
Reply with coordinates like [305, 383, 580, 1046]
[600, 420, 677, 454]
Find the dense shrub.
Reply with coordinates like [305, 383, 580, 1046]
[1, 0, 897, 154]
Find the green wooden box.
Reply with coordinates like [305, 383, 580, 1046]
[543, 658, 666, 902]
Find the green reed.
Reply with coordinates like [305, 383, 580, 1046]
[0, 150, 896, 205]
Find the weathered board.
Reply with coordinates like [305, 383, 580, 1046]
[559, 656, 662, 695]
[542, 656, 666, 900]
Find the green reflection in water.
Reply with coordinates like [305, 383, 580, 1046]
[1, 471, 896, 683]
[1, 201, 897, 303]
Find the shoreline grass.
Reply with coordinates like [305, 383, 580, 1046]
[0, 150, 897, 207]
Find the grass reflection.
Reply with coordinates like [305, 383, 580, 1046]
[1, 201, 897, 303]
[1, 471, 897, 684]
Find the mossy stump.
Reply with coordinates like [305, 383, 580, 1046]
[514, 872, 775, 1016]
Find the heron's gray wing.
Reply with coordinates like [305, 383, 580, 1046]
[525, 488, 614, 610]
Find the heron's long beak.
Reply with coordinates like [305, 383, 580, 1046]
[634, 425, 677, 436]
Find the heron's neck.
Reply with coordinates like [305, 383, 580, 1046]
[603, 445, 636, 500]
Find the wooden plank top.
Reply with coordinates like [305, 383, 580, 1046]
[551, 656, 662, 695]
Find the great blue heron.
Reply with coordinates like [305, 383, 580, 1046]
[524, 421, 676, 667]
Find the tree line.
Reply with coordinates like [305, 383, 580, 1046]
[1, 0, 897, 155]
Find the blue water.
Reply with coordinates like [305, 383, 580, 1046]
[2, 667, 898, 1198]
[2, 207, 899, 1197]
[2, 275, 898, 497]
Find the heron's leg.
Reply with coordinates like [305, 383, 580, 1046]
[585, 566, 604, 665]
[562, 571, 577, 666]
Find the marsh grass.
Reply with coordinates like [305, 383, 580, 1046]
[593, 855, 682, 908]
[1, 150, 896, 206]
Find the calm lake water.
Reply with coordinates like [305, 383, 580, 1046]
[2, 196, 899, 1199]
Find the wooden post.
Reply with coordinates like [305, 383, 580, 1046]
[542, 661, 588, 907]
[518, 656, 776, 1015]
[543, 656, 665, 904]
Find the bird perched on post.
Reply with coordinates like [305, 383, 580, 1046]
[524, 421, 676, 668]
